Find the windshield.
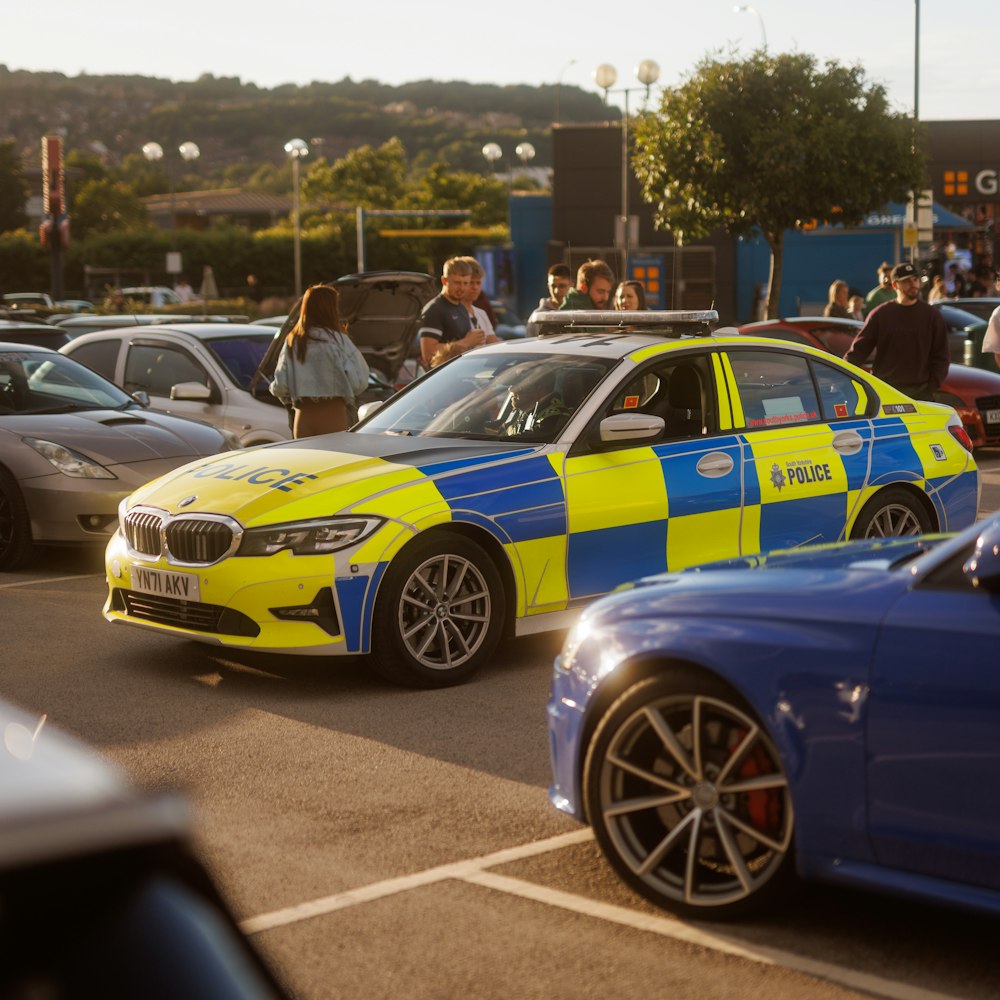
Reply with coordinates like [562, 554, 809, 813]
[0, 350, 132, 415]
[205, 334, 275, 390]
[358, 351, 613, 442]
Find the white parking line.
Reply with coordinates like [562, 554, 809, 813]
[0, 573, 104, 589]
[241, 830, 963, 1000]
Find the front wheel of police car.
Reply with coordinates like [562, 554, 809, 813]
[371, 532, 505, 687]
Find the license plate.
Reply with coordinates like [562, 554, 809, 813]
[984, 409, 1000, 425]
[130, 565, 201, 601]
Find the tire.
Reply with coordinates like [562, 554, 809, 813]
[850, 486, 933, 540]
[371, 533, 504, 687]
[584, 672, 796, 920]
[0, 467, 33, 571]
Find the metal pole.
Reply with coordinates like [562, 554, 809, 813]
[292, 156, 302, 298]
[356, 206, 366, 272]
[621, 89, 630, 280]
[910, 0, 920, 263]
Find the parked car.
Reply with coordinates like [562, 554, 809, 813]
[54, 298, 95, 313]
[931, 302, 988, 354]
[0, 319, 72, 352]
[738, 317, 1000, 449]
[937, 297, 1000, 323]
[61, 324, 294, 446]
[548, 511, 1000, 920]
[2, 292, 54, 309]
[62, 324, 395, 446]
[0, 343, 239, 570]
[0, 696, 287, 997]
[103, 310, 977, 687]
[54, 314, 244, 337]
[491, 301, 527, 340]
[121, 285, 183, 307]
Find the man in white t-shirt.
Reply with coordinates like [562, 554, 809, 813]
[983, 275, 1000, 368]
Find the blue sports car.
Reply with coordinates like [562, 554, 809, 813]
[548, 513, 1000, 920]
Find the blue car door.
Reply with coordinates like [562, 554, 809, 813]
[866, 572, 1000, 889]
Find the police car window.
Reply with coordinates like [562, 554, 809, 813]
[730, 351, 820, 429]
[125, 344, 208, 396]
[358, 352, 613, 441]
[811, 358, 871, 420]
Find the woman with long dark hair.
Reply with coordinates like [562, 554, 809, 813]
[270, 284, 369, 438]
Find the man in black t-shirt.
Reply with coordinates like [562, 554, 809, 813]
[419, 257, 489, 367]
[843, 262, 950, 401]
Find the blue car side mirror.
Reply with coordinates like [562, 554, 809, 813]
[963, 522, 1000, 592]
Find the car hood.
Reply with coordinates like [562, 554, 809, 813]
[0, 408, 226, 464]
[125, 432, 536, 524]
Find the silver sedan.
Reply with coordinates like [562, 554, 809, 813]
[0, 342, 238, 570]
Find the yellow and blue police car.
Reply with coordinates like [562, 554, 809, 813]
[104, 310, 979, 686]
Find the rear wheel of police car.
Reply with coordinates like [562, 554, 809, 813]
[584, 671, 796, 920]
[371, 533, 504, 687]
[850, 486, 932, 539]
[0, 467, 33, 570]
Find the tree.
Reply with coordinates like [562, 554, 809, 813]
[303, 137, 408, 207]
[404, 164, 507, 227]
[72, 178, 149, 238]
[0, 140, 29, 233]
[632, 52, 925, 317]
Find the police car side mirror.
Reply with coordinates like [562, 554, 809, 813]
[963, 521, 1000, 593]
[598, 412, 665, 445]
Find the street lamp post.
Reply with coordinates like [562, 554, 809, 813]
[555, 58, 577, 124]
[284, 138, 309, 298]
[593, 60, 660, 279]
[733, 4, 768, 50]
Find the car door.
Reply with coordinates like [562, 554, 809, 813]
[721, 347, 874, 551]
[123, 339, 223, 428]
[865, 551, 1000, 889]
[561, 350, 746, 603]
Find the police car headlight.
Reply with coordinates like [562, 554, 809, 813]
[238, 516, 384, 557]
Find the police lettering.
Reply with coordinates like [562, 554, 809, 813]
[785, 462, 832, 485]
[190, 463, 318, 493]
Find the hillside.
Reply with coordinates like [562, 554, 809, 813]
[0, 68, 613, 175]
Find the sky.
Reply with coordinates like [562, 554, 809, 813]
[6, 0, 995, 121]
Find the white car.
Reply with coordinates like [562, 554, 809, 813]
[121, 286, 183, 307]
[60, 323, 291, 446]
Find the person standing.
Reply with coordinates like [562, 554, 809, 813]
[848, 295, 865, 321]
[982, 276, 1000, 368]
[614, 280, 647, 310]
[824, 280, 851, 318]
[173, 276, 197, 304]
[460, 257, 501, 342]
[560, 259, 615, 310]
[843, 262, 950, 401]
[526, 263, 574, 335]
[864, 263, 895, 316]
[269, 283, 369, 438]
[418, 257, 493, 368]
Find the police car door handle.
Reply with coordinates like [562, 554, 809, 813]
[832, 429, 864, 456]
[696, 452, 734, 478]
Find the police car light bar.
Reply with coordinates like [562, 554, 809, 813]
[528, 309, 720, 337]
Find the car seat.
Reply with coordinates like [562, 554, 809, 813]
[662, 364, 704, 436]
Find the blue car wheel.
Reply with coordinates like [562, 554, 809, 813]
[584, 672, 796, 919]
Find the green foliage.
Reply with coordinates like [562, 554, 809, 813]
[303, 138, 407, 208]
[72, 179, 150, 238]
[632, 51, 925, 314]
[0, 140, 29, 233]
[403, 164, 507, 227]
[0, 230, 48, 290]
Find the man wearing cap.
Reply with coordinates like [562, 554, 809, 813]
[843, 262, 950, 401]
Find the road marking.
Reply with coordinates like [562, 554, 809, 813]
[240, 828, 594, 934]
[0, 573, 104, 589]
[242, 829, 963, 1000]
[464, 872, 964, 1000]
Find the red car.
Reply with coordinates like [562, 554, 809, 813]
[737, 317, 1000, 449]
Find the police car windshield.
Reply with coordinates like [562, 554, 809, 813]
[358, 351, 614, 442]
